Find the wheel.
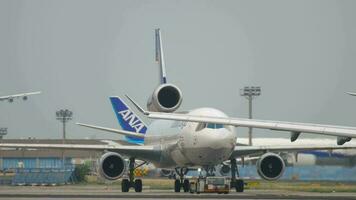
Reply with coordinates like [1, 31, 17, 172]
[183, 179, 190, 192]
[174, 179, 181, 192]
[235, 179, 244, 192]
[134, 179, 142, 192]
[230, 180, 235, 188]
[121, 179, 130, 192]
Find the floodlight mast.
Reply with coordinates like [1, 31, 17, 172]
[56, 109, 73, 144]
[240, 86, 261, 146]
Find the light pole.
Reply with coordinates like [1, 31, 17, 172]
[56, 109, 73, 144]
[240, 86, 261, 146]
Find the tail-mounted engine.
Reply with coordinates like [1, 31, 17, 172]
[256, 152, 285, 181]
[99, 152, 126, 181]
[147, 84, 182, 112]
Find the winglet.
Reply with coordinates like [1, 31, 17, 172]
[125, 95, 149, 115]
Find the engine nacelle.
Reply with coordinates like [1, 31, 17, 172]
[220, 164, 231, 175]
[99, 152, 126, 181]
[147, 84, 182, 112]
[160, 169, 173, 177]
[256, 153, 285, 181]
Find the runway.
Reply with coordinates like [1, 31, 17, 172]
[0, 186, 355, 200]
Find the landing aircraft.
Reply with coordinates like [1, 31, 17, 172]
[2, 30, 356, 193]
[0, 91, 41, 103]
[347, 92, 356, 96]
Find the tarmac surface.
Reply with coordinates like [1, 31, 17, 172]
[0, 185, 355, 200]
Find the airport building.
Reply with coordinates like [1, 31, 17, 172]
[0, 139, 103, 185]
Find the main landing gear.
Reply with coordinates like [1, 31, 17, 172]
[230, 158, 244, 192]
[121, 157, 145, 192]
[174, 168, 190, 192]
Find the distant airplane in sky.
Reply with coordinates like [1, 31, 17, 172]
[1, 29, 356, 194]
[0, 91, 41, 103]
[347, 92, 356, 96]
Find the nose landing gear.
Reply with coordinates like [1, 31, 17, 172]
[174, 168, 190, 192]
[121, 157, 145, 192]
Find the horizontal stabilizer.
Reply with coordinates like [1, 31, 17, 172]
[76, 123, 145, 139]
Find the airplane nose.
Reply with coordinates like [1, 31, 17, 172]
[180, 128, 236, 165]
[204, 129, 234, 148]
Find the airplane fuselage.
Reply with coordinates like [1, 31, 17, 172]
[143, 108, 237, 168]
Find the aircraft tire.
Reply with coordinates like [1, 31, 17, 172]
[134, 179, 142, 192]
[122, 179, 130, 192]
[174, 180, 181, 192]
[235, 179, 244, 192]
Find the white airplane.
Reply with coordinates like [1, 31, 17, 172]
[0, 91, 41, 103]
[347, 92, 356, 96]
[2, 29, 356, 193]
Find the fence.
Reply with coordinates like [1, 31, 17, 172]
[12, 168, 75, 185]
[0, 157, 75, 185]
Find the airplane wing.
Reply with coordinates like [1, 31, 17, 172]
[0, 142, 159, 161]
[125, 96, 356, 144]
[0, 91, 41, 102]
[76, 123, 145, 139]
[231, 144, 356, 157]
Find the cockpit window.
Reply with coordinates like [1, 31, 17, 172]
[207, 123, 224, 129]
[207, 123, 215, 129]
[216, 124, 224, 129]
[195, 123, 224, 131]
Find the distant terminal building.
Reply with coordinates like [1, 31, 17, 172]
[0, 139, 109, 185]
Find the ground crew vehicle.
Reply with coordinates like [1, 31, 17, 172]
[189, 177, 230, 194]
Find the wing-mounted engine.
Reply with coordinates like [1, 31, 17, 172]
[147, 84, 182, 112]
[219, 163, 231, 176]
[99, 152, 126, 181]
[160, 169, 174, 177]
[256, 152, 285, 181]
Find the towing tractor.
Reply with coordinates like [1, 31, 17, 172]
[189, 177, 231, 194]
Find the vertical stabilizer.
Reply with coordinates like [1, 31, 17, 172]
[110, 97, 147, 144]
[155, 28, 167, 84]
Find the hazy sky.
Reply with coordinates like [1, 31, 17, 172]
[1, 0, 356, 140]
